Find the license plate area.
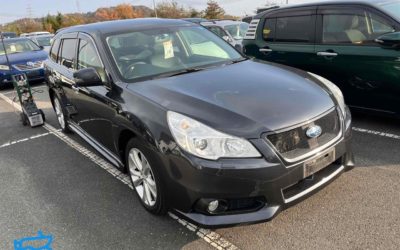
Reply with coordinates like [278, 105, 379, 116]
[303, 149, 336, 178]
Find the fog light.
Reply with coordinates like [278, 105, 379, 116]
[207, 200, 219, 213]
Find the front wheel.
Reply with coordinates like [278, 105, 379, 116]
[53, 96, 70, 133]
[125, 139, 167, 215]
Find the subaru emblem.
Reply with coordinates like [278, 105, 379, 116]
[306, 125, 322, 138]
[27, 61, 35, 67]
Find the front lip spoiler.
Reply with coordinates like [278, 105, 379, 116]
[173, 205, 281, 229]
[173, 163, 349, 229]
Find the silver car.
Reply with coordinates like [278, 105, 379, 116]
[201, 20, 249, 51]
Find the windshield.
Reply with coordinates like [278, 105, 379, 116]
[380, 2, 400, 20]
[35, 36, 53, 46]
[0, 39, 41, 55]
[224, 23, 249, 40]
[106, 26, 243, 82]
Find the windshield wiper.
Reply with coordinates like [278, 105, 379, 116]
[153, 67, 205, 79]
[229, 57, 248, 64]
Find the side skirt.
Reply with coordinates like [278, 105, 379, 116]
[68, 122, 124, 169]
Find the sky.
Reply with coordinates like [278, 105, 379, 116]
[0, 0, 320, 24]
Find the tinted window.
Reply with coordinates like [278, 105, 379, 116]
[224, 23, 249, 40]
[275, 16, 313, 42]
[59, 39, 77, 69]
[322, 12, 394, 44]
[206, 26, 227, 38]
[263, 18, 276, 41]
[78, 39, 106, 81]
[50, 38, 60, 62]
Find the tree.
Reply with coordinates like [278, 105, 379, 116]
[204, 0, 225, 19]
[156, 1, 190, 19]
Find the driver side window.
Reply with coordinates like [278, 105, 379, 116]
[77, 39, 106, 82]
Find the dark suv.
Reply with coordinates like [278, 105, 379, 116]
[243, 0, 400, 116]
[45, 19, 353, 228]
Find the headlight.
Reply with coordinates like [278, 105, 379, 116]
[0, 65, 10, 71]
[167, 111, 261, 160]
[308, 72, 346, 117]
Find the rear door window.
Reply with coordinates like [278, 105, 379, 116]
[322, 9, 395, 45]
[50, 38, 60, 62]
[59, 38, 77, 70]
[263, 18, 276, 41]
[275, 15, 314, 42]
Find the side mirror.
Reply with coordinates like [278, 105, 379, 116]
[73, 68, 102, 87]
[375, 32, 400, 49]
[39, 45, 44, 50]
[222, 35, 233, 43]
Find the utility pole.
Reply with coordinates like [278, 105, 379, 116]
[152, 0, 158, 18]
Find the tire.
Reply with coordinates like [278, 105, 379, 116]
[20, 112, 28, 126]
[39, 109, 46, 123]
[53, 95, 70, 133]
[125, 139, 167, 215]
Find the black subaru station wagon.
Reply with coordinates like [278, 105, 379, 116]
[45, 19, 354, 227]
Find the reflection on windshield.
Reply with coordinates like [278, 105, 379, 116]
[0, 39, 41, 55]
[381, 2, 400, 20]
[224, 23, 249, 40]
[106, 26, 243, 82]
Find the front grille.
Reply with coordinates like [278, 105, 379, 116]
[266, 109, 341, 161]
[13, 61, 43, 71]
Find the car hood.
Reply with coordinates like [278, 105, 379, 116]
[0, 50, 48, 65]
[126, 60, 335, 138]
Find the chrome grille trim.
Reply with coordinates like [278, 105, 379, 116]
[264, 107, 344, 164]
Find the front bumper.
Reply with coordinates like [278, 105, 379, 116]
[0, 68, 45, 86]
[162, 119, 353, 228]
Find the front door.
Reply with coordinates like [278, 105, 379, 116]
[72, 33, 118, 153]
[313, 5, 400, 114]
[254, 7, 319, 73]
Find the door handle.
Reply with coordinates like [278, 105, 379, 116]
[259, 48, 273, 53]
[317, 51, 338, 57]
[72, 85, 80, 92]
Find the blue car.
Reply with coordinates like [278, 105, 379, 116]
[0, 38, 48, 88]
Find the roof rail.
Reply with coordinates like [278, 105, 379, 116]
[256, 6, 280, 14]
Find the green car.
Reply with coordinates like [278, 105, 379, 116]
[243, 0, 400, 116]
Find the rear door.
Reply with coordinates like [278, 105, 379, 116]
[254, 7, 319, 72]
[55, 33, 83, 123]
[313, 5, 400, 113]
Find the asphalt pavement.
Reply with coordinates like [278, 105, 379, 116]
[0, 84, 399, 250]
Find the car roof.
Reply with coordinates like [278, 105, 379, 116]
[1, 37, 30, 42]
[201, 20, 245, 27]
[56, 18, 195, 37]
[254, 0, 397, 18]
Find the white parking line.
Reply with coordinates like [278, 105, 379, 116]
[0, 92, 239, 250]
[0, 132, 55, 149]
[352, 127, 400, 140]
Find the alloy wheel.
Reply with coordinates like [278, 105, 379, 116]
[128, 148, 157, 207]
[54, 98, 66, 129]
